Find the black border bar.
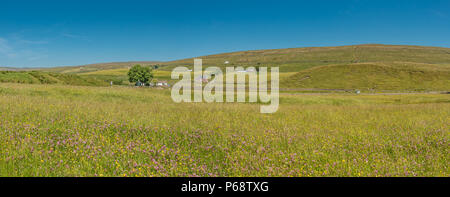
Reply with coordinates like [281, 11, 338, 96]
[0, 177, 448, 196]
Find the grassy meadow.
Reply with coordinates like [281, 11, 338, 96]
[0, 83, 448, 177]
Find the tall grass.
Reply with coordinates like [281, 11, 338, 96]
[0, 83, 448, 176]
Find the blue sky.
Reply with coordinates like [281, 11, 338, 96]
[1, 0, 449, 68]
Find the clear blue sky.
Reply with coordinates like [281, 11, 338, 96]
[1, 0, 449, 68]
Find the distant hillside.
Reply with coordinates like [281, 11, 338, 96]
[38, 61, 160, 74]
[159, 44, 450, 91]
[3, 44, 449, 91]
[282, 62, 450, 91]
[162, 44, 450, 72]
[0, 71, 107, 86]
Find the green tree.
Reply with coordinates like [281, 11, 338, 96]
[127, 65, 153, 84]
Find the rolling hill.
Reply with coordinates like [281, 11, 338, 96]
[282, 62, 450, 91]
[161, 44, 450, 72]
[161, 44, 450, 91]
[1, 44, 449, 91]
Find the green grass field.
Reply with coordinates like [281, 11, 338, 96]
[0, 83, 448, 177]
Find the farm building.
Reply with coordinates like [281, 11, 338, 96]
[156, 81, 169, 87]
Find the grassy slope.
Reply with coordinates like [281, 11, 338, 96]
[0, 71, 107, 86]
[161, 44, 450, 71]
[283, 62, 450, 91]
[29, 62, 160, 86]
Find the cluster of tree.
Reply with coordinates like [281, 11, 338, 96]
[127, 65, 153, 85]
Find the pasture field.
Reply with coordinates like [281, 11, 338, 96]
[0, 83, 448, 177]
